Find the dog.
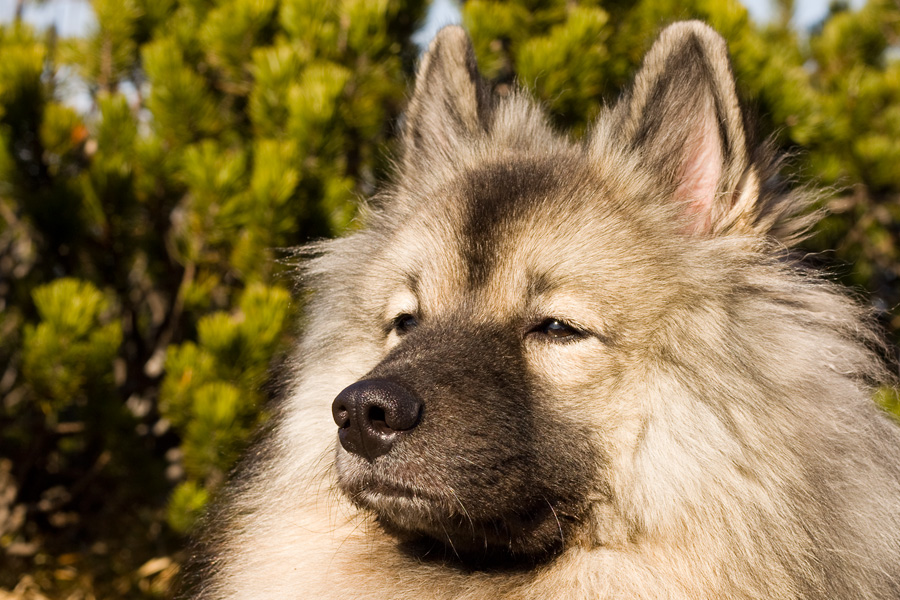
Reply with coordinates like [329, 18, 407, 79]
[194, 21, 900, 599]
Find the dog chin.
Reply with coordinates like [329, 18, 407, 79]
[341, 474, 572, 565]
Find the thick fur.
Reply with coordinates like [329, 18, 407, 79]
[194, 22, 900, 599]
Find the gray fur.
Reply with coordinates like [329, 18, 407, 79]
[193, 21, 900, 599]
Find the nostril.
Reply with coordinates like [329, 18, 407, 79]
[332, 378, 423, 461]
[368, 406, 389, 433]
[332, 402, 351, 429]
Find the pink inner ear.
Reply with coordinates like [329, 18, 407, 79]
[675, 115, 723, 234]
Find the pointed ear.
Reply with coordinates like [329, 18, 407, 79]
[402, 26, 492, 170]
[613, 21, 756, 235]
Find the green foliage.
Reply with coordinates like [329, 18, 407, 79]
[22, 279, 122, 414]
[78, 0, 142, 89]
[143, 36, 225, 144]
[516, 6, 610, 133]
[0, 26, 45, 111]
[166, 479, 210, 534]
[0, 0, 898, 597]
[876, 386, 900, 421]
[159, 275, 293, 536]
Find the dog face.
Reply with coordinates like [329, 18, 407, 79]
[328, 22, 768, 563]
[333, 159, 627, 561]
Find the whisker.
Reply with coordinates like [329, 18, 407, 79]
[544, 496, 565, 547]
[446, 485, 475, 535]
[440, 522, 461, 561]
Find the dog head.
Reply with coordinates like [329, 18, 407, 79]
[326, 22, 802, 564]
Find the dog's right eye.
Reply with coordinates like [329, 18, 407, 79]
[390, 313, 418, 336]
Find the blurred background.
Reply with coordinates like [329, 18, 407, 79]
[0, 0, 897, 597]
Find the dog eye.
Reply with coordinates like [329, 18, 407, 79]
[529, 318, 581, 341]
[390, 313, 418, 335]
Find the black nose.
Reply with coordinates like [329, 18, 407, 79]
[332, 379, 422, 461]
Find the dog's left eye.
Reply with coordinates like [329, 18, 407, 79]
[529, 318, 581, 341]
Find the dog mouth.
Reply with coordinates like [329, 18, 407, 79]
[340, 471, 576, 564]
[329, 373, 598, 566]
